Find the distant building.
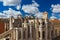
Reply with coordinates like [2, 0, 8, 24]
[50, 19, 60, 38]
[0, 12, 53, 40]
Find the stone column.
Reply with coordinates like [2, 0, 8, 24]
[10, 28, 19, 40]
[10, 29, 15, 40]
[35, 22, 39, 40]
[35, 19, 39, 40]
[30, 23, 32, 40]
[10, 31, 13, 40]
[33, 19, 36, 40]
[39, 22, 43, 40]
[4, 23, 7, 31]
[45, 19, 48, 40]
[0, 38, 6, 40]
[21, 28, 23, 40]
[24, 23, 28, 40]
[6, 23, 9, 31]
[38, 19, 43, 40]
[49, 24, 53, 40]
[2, 38, 6, 40]
[12, 29, 15, 40]
[15, 28, 19, 40]
[9, 17, 12, 30]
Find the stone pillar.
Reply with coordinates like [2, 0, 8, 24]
[34, 19, 39, 40]
[50, 31, 52, 40]
[39, 22, 43, 40]
[45, 19, 48, 40]
[13, 29, 16, 40]
[21, 28, 23, 40]
[49, 25, 53, 40]
[0, 38, 6, 40]
[24, 23, 28, 40]
[10, 28, 19, 40]
[15, 28, 19, 40]
[50, 22, 54, 40]
[4, 23, 7, 31]
[25, 28, 28, 40]
[10, 29, 15, 40]
[6, 23, 9, 31]
[30, 23, 33, 40]
[9, 17, 12, 30]
[10, 31, 13, 40]
[35, 21, 39, 40]
[4, 23, 9, 31]
[2, 38, 6, 40]
[33, 19, 36, 40]
[38, 19, 43, 40]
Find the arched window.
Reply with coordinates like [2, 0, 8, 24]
[51, 31, 54, 37]
[42, 22, 45, 25]
[6, 38, 9, 40]
[28, 26, 30, 38]
[55, 29, 57, 36]
[18, 30, 21, 39]
[23, 30, 25, 39]
[59, 31, 60, 36]
[38, 31, 40, 37]
[42, 31, 45, 39]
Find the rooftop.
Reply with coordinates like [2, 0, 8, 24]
[50, 19, 60, 22]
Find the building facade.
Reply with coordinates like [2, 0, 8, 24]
[0, 12, 53, 40]
[50, 19, 60, 39]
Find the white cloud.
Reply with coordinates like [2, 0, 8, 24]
[0, 8, 21, 18]
[22, 5, 39, 14]
[58, 14, 60, 20]
[34, 12, 43, 18]
[25, 14, 30, 17]
[59, 18, 60, 20]
[0, 0, 21, 10]
[22, 0, 43, 18]
[32, 0, 39, 7]
[0, 0, 3, 2]
[3, 8, 22, 18]
[50, 16, 57, 20]
[16, 5, 21, 10]
[2, 0, 21, 6]
[0, 0, 22, 18]
[0, 12, 9, 18]
[22, 0, 39, 14]
[51, 4, 60, 8]
[51, 4, 60, 13]
[50, 4, 60, 20]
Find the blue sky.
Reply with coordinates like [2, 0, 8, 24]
[0, 0, 60, 19]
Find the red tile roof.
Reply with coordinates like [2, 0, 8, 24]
[50, 19, 60, 22]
